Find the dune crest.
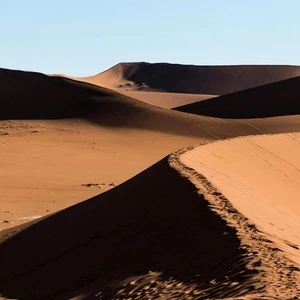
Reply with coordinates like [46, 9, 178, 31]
[61, 63, 300, 109]
[74, 62, 300, 95]
[181, 132, 300, 298]
[175, 76, 300, 118]
[0, 149, 265, 299]
[1, 66, 300, 299]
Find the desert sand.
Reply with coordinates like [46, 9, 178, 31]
[59, 63, 300, 109]
[181, 132, 300, 298]
[175, 75, 300, 118]
[0, 63, 300, 299]
[71, 62, 300, 94]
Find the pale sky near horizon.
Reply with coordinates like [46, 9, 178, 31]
[1, 0, 299, 76]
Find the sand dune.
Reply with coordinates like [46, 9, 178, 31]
[2, 68, 300, 232]
[2, 134, 300, 299]
[181, 132, 300, 298]
[181, 133, 300, 265]
[73, 62, 300, 95]
[0, 68, 223, 135]
[175, 76, 300, 118]
[1, 66, 300, 299]
[0, 153, 264, 300]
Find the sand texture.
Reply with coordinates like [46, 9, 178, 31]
[0, 63, 300, 299]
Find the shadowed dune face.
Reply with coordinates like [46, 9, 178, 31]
[76, 62, 300, 95]
[175, 76, 300, 118]
[0, 68, 100, 119]
[0, 158, 257, 300]
[3, 67, 300, 234]
[0, 68, 220, 136]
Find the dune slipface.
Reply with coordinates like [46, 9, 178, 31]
[0, 67, 226, 135]
[175, 76, 300, 118]
[60, 63, 300, 109]
[0, 155, 262, 300]
[72, 62, 300, 94]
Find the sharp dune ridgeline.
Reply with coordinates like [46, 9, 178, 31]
[1, 63, 300, 299]
[175, 75, 300, 118]
[72, 62, 300, 95]
[0, 67, 221, 135]
[62, 62, 300, 109]
[0, 156, 260, 299]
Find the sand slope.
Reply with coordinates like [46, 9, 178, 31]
[175, 76, 300, 118]
[74, 62, 300, 95]
[2, 134, 300, 299]
[0, 155, 262, 300]
[0, 67, 224, 136]
[2, 68, 300, 232]
[180, 133, 300, 298]
[181, 133, 300, 265]
[1, 67, 300, 299]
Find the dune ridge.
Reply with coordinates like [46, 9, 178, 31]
[1, 66, 300, 299]
[3, 67, 300, 233]
[1, 135, 299, 299]
[175, 76, 300, 118]
[179, 135, 300, 299]
[0, 147, 264, 300]
[73, 62, 300, 95]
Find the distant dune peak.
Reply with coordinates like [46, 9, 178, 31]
[74, 62, 300, 95]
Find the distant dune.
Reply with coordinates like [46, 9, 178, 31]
[73, 62, 300, 95]
[175, 76, 300, 118]
[0, 67, 220, 136]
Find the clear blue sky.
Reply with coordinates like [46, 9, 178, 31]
[1, 0, 299, 76]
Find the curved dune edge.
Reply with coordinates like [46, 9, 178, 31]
[173, 135, 300, 299]
[0, 134, 299, 299]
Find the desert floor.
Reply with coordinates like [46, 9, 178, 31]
[0, 63, 300, 299]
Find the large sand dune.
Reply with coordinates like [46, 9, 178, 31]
[63, 63, 300, 110]
[73, 62, 300, 95]
[175, 76, 300, 118]
[2, 68, 300, 232]
[181, 133, 300, 265]
[0, 153, 267, 299]
[181, 133, 300, 298]
[1, 66, 300, 299]
[0, 68, 226, 135]
[1, 134, 300, 299]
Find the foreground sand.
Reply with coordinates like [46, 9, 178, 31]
[181, 133, 300, 265]
[181, 133, 300, 298]
[0, 119, 205, 231]
[1, 133, 300, 299]
[0, 146, 273, 299]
